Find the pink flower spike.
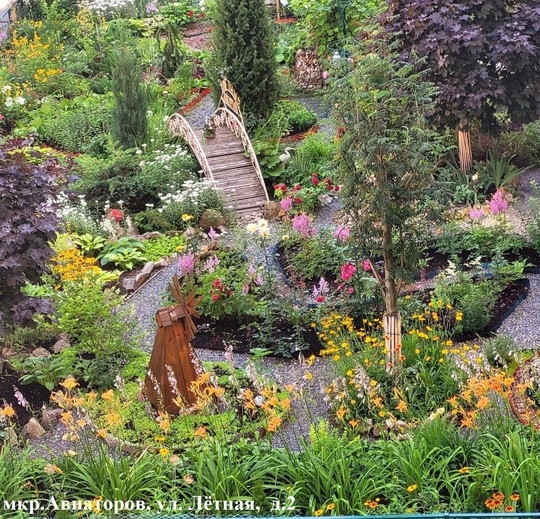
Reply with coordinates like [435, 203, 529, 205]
[334, 225, 350, 241]
[292, 213, 316, 239]
[340, 263, 356, 281]
[178, 252, 195, 276]
[280, 197, 293, 211]
[469, 207, 484, 219]
[489, 190, 508, 215]
[207, 227, 219, 240]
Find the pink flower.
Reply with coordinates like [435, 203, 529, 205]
[280, 197, 293, 211]
[207, 227, 219, 240]
[0, 114, 4, 121]
[340, 263, 356, 281]
[322, 70, 329, 80]
[312, 277, 330, 299]
[292, 213, 316, 239]
[334, 225, 350, 241]
[468, 207, 484, 219]
[361, 259, 371, 272]
[347, 286, 354, 294]
[489, 190, 508, 215]
[178, 252, 195, 276]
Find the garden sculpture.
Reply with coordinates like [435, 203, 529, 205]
[144, 275, 204, 415]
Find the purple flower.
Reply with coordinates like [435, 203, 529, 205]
[292, 213, 316, 239]
[280, 197, 293, 212]
[178, 252, 195, 276]
[489, 190, 508, 215]
[469, 207, 484, 219]
[334, 225, 350, 241]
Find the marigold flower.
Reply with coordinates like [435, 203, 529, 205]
[407, 484, 418, 492]
[505, 506, 515, 512]
[510, 493, 520, 501]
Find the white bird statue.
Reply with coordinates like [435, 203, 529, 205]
[279, 147, 295, 167]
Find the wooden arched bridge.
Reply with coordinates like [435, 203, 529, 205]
[168, 79, 269, 216]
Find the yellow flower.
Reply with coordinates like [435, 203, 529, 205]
[159, 447, 170, 457]
[0, 405, 16, 418]
[101, 390, 114, 402]
[407, 484, 418, 492]
[194, 426, 207, 438]
[396, 400, 408, 413]
[314, 509, 324, 516]
[326, 503, 335, 511]
[458, 467, 469, 474]
[415, 348, 420, 354]
[44, 464, 62, 475]
[60, 377, 79, 391]
[304, 372, 313, 381]
[455, 312, 463, 321]
[181, 214, 193, 222]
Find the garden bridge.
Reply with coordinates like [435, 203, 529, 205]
[168, 79, 270, 216]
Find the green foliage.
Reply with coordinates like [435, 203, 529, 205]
[252, 138, 284, 178]
[57, 445, 172, 503]
[476, 148, 531, 192]
[281, 231, 345, 283]
[275, 99, 318, 135]
[18, 353, 74, 390]
[289, 0, 384, 55]
[208, 0, 279, 121]
[499, 120, 540, 167]
[433, 269, 500, 334]
[483, 335, 517, 370]
[526, 181, 540, 254]
[98, 237, 147, 271]
[111, 42, 148, 149]
[35, 94, 112, 156]
[0, 448, 40, 515]
[71, 234, 106, 257]
[332, 44, 449, 313]
[143, 235, 186, 261]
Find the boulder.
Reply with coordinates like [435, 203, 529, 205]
[32, 347, 51, 358]
[120, 277, 136, 294]
[40, 408, 62, 431]
[199, 209, 227, 231]
[141, 231, 163, 240]
[263, 201, 282, 220]
[52, 335, 70, 354]
[21, 418, 46, 440]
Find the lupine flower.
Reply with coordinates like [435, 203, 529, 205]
[292, 213, 316, 238]
[178, 252, 195, 276]
[334, 225, 350, 241]
[489, 190, 508, 215]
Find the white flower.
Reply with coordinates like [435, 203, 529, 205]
[4, 97, 13, 107]
[15, 96, 26, 105]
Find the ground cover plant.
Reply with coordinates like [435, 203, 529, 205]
[3, 0, 540, 517]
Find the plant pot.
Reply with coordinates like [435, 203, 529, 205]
[203, 130, 216, 139]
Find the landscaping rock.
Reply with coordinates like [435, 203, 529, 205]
[263, 201, 283, 220]
[199, 209, 227, 230]
[41, 408, 62, 431]
[22, 418, 46, 440]
[52, 335, 70, 354]
[6, 427, 18, 447]
[141, 231, 163, 240]
[154, 258, 169, 268]
[32, 347, 51, 358]
[120, 277, 136, 294]
[140, 261, 155, 277]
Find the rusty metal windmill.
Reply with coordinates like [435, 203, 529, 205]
[144, 275, 204, 415]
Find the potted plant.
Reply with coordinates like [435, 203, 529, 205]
[203, 117, 216, 139]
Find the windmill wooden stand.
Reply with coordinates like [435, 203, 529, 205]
[144, 275, 203, 415]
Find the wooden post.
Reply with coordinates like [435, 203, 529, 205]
[458, 123, 472, 173]
[144, 276, 204, 415]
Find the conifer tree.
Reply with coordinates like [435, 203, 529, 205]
[209, 0, 279, 122]
[111, 44, 148, 149]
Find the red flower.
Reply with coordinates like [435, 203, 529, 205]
[0, 114, 4, 121]
[294, 197, 302, 204]
[108, 209, 124, 222]
[334, 185, 341, 192]
[212, 279, 221, 288]
[316, 295, 325, 303]
[187, 10, 194, 17]
[294, 184, 302, 191]
[212, 294, 220, 302]
[311, 173, 319, 186]
[274, 184, 287, 195]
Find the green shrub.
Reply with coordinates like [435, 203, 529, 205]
[499, 120, 540, 167]
[143, 235, 186, 261]
[276, 99, 318, 134]
[38, 94, 112, 155]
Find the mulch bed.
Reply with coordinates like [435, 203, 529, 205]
[192, 314, 322, 358]
[0, 368, 50, 427]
